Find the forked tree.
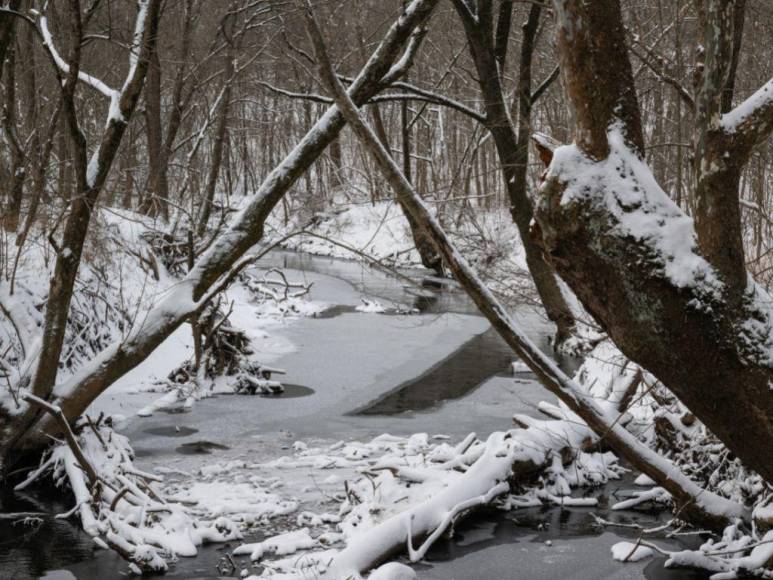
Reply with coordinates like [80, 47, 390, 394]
[532, 0, 772, 482]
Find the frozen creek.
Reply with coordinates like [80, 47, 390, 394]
[0, 251, 708, 579]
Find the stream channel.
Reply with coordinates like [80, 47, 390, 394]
[0, 250, 710, 579]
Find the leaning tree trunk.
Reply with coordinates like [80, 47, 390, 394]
[531, 0, 773, 483]
[304, 6, 746, 530]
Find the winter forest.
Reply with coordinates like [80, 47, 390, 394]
[0, 0, 771, 578]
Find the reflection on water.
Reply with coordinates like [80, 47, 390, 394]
[0, 488, 97, 580]
[257, 383, 314, 399]
[417, 503, 710, 580]
[259, 250, 480, 315]
[357, 327, 581, 415]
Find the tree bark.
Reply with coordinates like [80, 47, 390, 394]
[531, 0, 773, 483]
[692, 0, 748, 301]
[0, 0, 21, 86]
[2, 42, 25, 233]
[140, 39, 169, 219]
[139, 0, 193, 219]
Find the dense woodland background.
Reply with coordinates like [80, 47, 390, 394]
[1, 0, 771, 287]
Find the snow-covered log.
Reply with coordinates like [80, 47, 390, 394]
[15, 416, 241, 573]
[318, 432, 515, 578]
[235, 420, 626, 579]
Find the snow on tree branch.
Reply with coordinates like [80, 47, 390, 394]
[720, 78, 773, 145]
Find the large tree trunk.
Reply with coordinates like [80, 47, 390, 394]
[532, 0, 773, 483]
[140, 43, 170, 220]
[692, 0, 748, 303]
[138, 0, 193, 220]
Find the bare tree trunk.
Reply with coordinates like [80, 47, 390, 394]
[452, 0, 575, 344]
[328, 135, 344, 189]
[692, 0, 747, 302]
[2, 42, 25, 233]
[0, 0, 20, 86]
[139, 0, 194, 220]
[196, 38, 235, 237]
[372, 101, 443, 274]
[140, 41, 169, 219]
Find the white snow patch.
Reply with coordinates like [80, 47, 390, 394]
[634, 473, 657, 486]
[368, 562, 417, 580]
[720, 79, 773, 133]
[611, 541, 654, 562]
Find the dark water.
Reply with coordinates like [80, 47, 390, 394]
[412, 469, 709, 579]
[0, 476, 710, 580]
[257, 383, 314, 398]
[356, 327, 581, 415]
[417, 502, 708, 580]
[144, 426, 200, 437]
[175, 441, 231, 455]
[0, 488, 98, 580]
[313, 304, 360, 318]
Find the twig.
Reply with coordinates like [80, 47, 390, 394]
[23, 393, 98, 485]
